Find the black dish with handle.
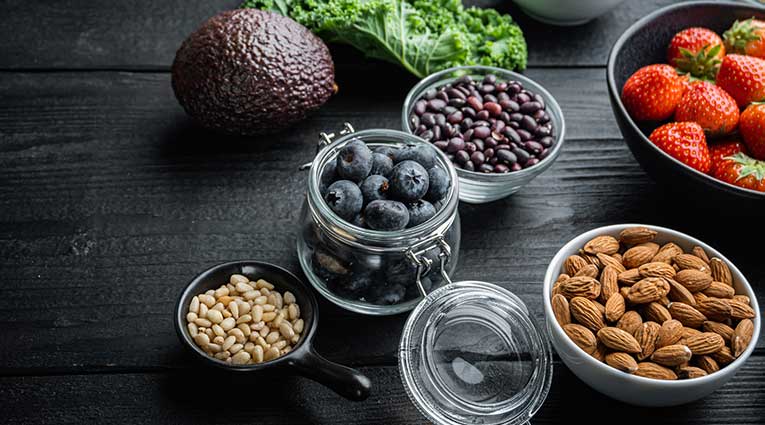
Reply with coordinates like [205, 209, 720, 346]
[175, 260, 372, 401]
[607, 1, 765, 211]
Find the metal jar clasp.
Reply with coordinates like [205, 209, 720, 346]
[405, 234, 453, 298]
[299, 122, 355, 171]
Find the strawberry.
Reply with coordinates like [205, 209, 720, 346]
[648, 122, 711, 173]
[622, 64, 686, 121]
[716, 54, 765, 108]
[709, 139, 749, 174]
[667, 27, 725, 80]
[724, 18, 765, 59]
[674, 81, 739, 135]
[739, 102, 765, 160]
[712, 153, 765, 192]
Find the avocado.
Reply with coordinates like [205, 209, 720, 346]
[171, 9, 336, 135]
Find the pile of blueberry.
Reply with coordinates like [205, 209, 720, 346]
[319, 140, 450, 231]
[408, 74, 555, 173]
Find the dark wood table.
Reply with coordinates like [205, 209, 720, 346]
[1, 0, 763, 423]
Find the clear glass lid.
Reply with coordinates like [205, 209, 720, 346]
[399, 281, 552, 425]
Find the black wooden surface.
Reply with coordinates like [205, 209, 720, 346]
[0, 0, 763, 424]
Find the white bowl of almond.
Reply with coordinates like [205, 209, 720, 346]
[543, 224, 760, 406]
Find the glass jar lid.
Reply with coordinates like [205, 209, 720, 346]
[398, 281, 552, 425]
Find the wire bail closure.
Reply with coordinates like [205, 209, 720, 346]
[405, 234, 452, 298]
[299, 122, 355, 171]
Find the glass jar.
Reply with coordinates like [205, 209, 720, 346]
[297, 127, 461, 315]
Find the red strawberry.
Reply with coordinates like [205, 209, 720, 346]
[713, 153, 765, 192]
[724, 18, 765, 59]
[668, 27, 725, 80]
[622, 64, 686, 121]
[674, 81, 739, 135]
[739, 102, 765, 160]
[716, 54, 765, 108]
[649, 122, 711, 173]
[709, 139, 749, 174]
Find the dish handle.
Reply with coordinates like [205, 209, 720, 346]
[289, 347, 372, 401]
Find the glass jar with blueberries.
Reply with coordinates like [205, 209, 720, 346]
[297, 127, 461, 315]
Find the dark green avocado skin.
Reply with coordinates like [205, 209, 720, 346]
[171, 9, 336, 136]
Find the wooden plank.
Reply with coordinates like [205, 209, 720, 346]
[1, 358, 764, 424]
[0, 0, 677, 70]
[0, 70, 763, 372]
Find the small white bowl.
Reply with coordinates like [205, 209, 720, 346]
[514, 0, 627, 26]
[543, 224, 761, 406]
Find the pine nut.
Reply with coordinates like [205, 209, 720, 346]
[190, 296, 200, 314]
[214, 286, 229, 298]
[226, 283, 237, 293]
[218, 296, 234, 306]
[260, 288, 270, 296]
[266, 331, 280, 344]
[293, 319, 304, 334]
[262, 304, 275, 312]
[194, 318, 212, 327]
[279, 322, 295, 339]
[222, 309, 232, 318]
[232, 350, 251, 365]
[212, 324, 225, 337]
[291, 335, 300, 344]
[253, 345, 264, 363]
[262, 311, 277, 322]
[252, 305, 263, 322]
[206, 309, 223, 324]
[256, 279, 275, 290]
[244, 342, 255, 353]
[272, 340, 288, 350]
[281, 307, 289, 317]
[284, 291, 296, 305]
[199, 303, 208, 319]
[249, 333, 259, 343]
[236, 324, 251, 337]
[220, 317, 236, 331]
[236, 282, 255, 293]
[229, 302, 239, 319]
[259, 327, 270, 337]
[222, 335, 236, 351]
[207, 343, 222, 353]
[282, 347, 292, 355]
[186, 312, 198, 323]
[256, 336, 269, 349]
[272, 312, 284, 328]
[214, 351, 230, 360]
[229, 343, 244, 354]
[193, 333, 210, 347]
[187, 323, 199, 337]
[251, 321, 265, 331]
[243, 290, 259, 300]
[287, 304, 298, 320]
[273, 292, 284, 309]
[230, 274, 249, 285]
[213, 336, 225, 345]
[236, 314, 252, 324]
[253, 295, 268, 305]
[267, 293, 277, 307]
[205, 289, 215, 296]
[212, 302, 225, 312]
[204, 328, 214, 338]
[199, 294, 215, 307]
[264, 347, 280, 361]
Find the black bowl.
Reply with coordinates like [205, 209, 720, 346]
[175, 260, 371, 401]
[607, 1, 765, 210]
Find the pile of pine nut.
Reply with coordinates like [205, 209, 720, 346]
[185, 274, 304, 365]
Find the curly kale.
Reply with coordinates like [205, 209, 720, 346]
[241, 0, 527, 78]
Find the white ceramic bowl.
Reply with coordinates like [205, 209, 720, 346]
[514, 0, 627, 26]
[543, 224, 761, 406]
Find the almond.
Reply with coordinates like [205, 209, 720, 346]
[597, 253, 626, 273]
[677, 366, 708, 379]
[616, 311, 643, 336]
[619, 286, 631, 300]
[627, 278, 663, 304]
[702, 281, 735, 299]
[564, 255, 588, 276]
[584, 235, 620, 255]
[563, 323, 597, 354]
[732, 319, 754, 358]
[643, 302, 671, 324]
[634, 362, 677, 380]
[696, 298, 731, 322]
[652, 242, 684, 264]
[728, 299, 756, 320]
[651, 344, 692, 366]
[638, 262, 676, 279]
[702, 321, 734, 342]
[693, 291, 709, 305]
[692, 246, 710, 264]
[619, 227, 658, 245]
[592, 299, 606, 314]
[623, 242, 660, 269]
[709, 258, 732, 286]
[599, 265, 619, 303]
[551, 281, 561, 297]
[556, 273, 570, 283]
[655, 319, 683, 348]
[733, 294, 751, 305]
[574, 263, 600, 278]
[551, 294, 571, 326]
[686, 332, 725, 355]
[597, 327, 641, 353]
[591, 341, 608, 362]
[675, 269, 712, 293]
[668, 302, 707, 328]
[558, 276, 601, 300]
[570, 297, 606, 332]
[674, 254, 711, 274]
[605, 352, 639, 373]
[617, 268, 642, 286]
[667, 278, 696, 306]
[636, 321, 661, 360]
[613, 253, 623, 263]
[695, 355, 720, 374]
[711, 346, 735, 364]
[679, 326, 701, 345]
[580, 251, 602, 268]
[605, 293, 626, 322]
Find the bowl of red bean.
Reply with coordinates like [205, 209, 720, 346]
[402, 65, 566, 203]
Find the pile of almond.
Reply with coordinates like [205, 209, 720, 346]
[552, 227, 756, 380]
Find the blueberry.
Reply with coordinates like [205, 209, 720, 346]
[424, 167, 449, 202]
[312, 249, 350, 284]
[351, 214, 366, 228]
[324, 180, 363, 221]
[319, 161, 337, 195]
[364, 200, 409, 231]
[386, 259, 416, 287]
[373, 283, 406, 305]
[336, 140, 373, 182]
[370, 152, 393, 176]
[406, 200, 437, 228]
[389, 160, 429, 202]
[395, 143, 437, 168]
[372, 145, 397, 161]
[343, 272, 375, 294]
[360, 175, 389, 205]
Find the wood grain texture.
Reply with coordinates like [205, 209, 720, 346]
[1, 359, 764, 425]
[0, 0, 677, 70]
